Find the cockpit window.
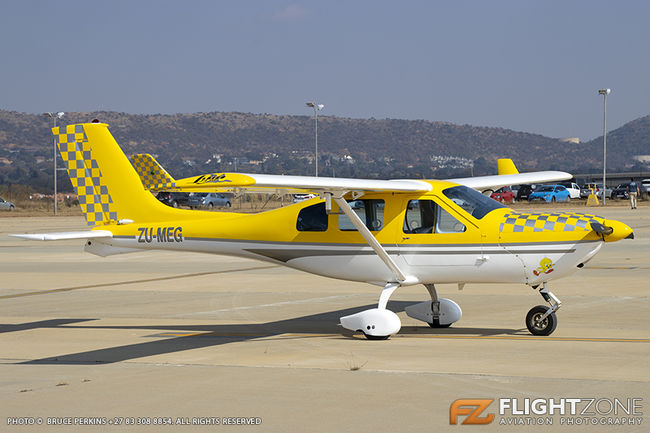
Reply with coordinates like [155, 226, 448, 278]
[442, 185, 505, 219]
[296, 202, 328, 231]
[339, 199, 385, 231]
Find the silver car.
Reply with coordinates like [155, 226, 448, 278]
[0, 197, 14, 211]
[188, 193, 231, 209]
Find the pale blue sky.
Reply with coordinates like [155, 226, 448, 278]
[2, 0, 649, 140]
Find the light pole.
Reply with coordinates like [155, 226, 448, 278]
[43, 111, 65, 215]
[306, 101, 324, 176]
[598, 89, 610, 205]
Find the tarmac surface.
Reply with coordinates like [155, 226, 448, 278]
[0, 205, 649, 432]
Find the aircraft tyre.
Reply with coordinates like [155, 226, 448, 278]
[340, 308, 401, 340]
[428, 319, 452, 328]
[363, 333, 390, 340]
[526, 305, 557, 336]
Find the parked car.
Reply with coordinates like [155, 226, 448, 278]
[188, 192, 231, 208]
[528, 185, 570, 203]
[580, 183, 612, 199]
[558, 181, 581, 199]
[610, 183, 631, 200]
[0, 197, 14, 211]
[490, 186, 515, 203]
[580, 183, 598, 199]
[642, 179, 650, 194]
[156, 191, 190, 208]
[596, 183, 613, 198]
[292, 193, 317, 203]
[515, 184, 536, 201]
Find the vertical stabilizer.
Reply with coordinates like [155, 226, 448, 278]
[53, 123, 181, 225]
[130, 153, 177, 191]
[497, 158, 519, 175]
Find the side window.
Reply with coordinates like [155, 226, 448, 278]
[338, 199, 384, 231]
[404, 200, 435, 234]
[436, 206, 466, 233]
[296, 202, 328, 232]
[404, 199, 466, 234]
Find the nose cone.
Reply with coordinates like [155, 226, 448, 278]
[602, 220, 634, 242]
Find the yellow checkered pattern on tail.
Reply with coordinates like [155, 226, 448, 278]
[130, 154, 176, 191]
[500, 212, 601, 233]
[53, 124, 118, 226]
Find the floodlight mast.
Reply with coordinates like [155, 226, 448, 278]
[306, 101, 324, 177]
[43, 111, 65, 215]
[597, 89, 610, 205]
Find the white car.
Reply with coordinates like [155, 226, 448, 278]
[559, 182, 581, 199]
[293, 194, 317, 203]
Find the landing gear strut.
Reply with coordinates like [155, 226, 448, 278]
[526, 282, 561, 336]
[426, 284, 451, 328]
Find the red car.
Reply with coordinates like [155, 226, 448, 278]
[490, 186, 515, 203]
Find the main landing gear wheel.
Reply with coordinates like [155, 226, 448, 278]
[526, 305, 557, 336]
[363, 332, 390, 341]
[428, 319, 452, 328]
[404, 285, 462, 328]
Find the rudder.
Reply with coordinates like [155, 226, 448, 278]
[55, 124, 118, 225]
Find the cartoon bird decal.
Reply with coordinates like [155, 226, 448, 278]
[533, 258, 555, 276]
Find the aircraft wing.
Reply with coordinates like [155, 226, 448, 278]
[162, 172, 432, 194]
[448, 171, 572, 191]
[131, 153, 569, 195]
[165, 170, 570, 195]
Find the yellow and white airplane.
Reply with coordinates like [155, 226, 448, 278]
[13, 122, 634, 339]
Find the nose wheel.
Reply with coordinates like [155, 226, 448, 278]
[526, 283, 561, 336]
[526, 305, 557, 335]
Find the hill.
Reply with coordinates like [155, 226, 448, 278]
[0, 110, 648, 192]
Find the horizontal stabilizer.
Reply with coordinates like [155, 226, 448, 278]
[10, 230, 113, 241]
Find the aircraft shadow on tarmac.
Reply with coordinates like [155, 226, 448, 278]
[7, 302, 524, 365]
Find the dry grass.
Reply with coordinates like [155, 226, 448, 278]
[0, 197, 82, 218]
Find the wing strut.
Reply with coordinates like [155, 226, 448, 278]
[330, 193, 416, 285]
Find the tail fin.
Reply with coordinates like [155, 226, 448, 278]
[54, 123, 178, 226]
[497, 158, 519, 175]
[130, 154, 177, 191]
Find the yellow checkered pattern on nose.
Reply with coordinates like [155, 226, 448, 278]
[500, 212, 601, 233]
[53, 124, 117, 226]
[130, 154, 176, 191]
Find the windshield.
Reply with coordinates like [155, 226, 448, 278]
[537, 186, 555, 192]
[442, 185, 505, 219]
